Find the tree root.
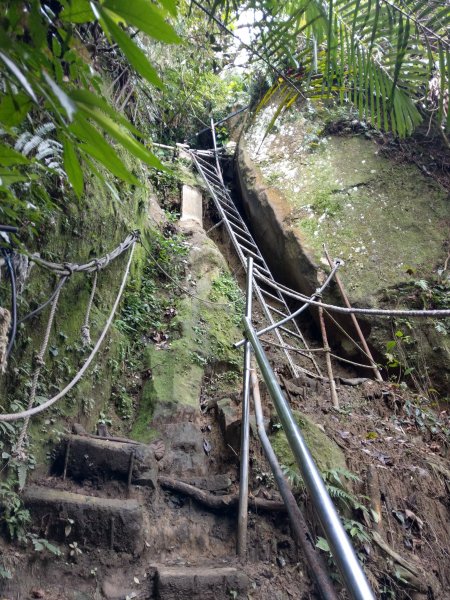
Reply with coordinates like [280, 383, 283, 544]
[372, 531, 431, 593]
[158, 476, 286, 512]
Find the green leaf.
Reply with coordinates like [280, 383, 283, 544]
[42, 72, 76, 121]
[63, 138, 84, 198]
[70, 115, 138, 183]
[69, 90, 141, 136]
[0, 93, 32, 127]
[103, 0, 181, 43]
[0, 144, 31, 166]
[17, 463, 27, 490]
[77, 104, 164, 169]
[33, 541, 44, 552]
[0, 169, 29, 185]
[158, 0, 177, 17]
[0, 52, 37, 103]
[60, 0, 94, 23]
[316, 537, 330, 552]
[98, 6, 163, 89]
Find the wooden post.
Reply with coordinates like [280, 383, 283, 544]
[323, 245, 383, 382]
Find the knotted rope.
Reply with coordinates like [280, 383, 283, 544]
[14, 283, 62, 457]
[81, 270, 98, 347]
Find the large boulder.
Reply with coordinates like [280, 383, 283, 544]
[237, 102, 449, 390]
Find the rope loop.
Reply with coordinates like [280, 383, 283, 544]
[63, 262, 74, 276]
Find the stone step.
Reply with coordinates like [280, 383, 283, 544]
[23, 486, 144, 555]
[54, 434, 157, 488]
[154, 565, 249, 600]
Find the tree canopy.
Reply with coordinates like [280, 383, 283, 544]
[0, 0, 448, 234]
[207, 0, 449, 138]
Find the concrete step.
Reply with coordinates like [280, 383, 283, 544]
[23, 486, 144, 555]
[154, 565, 249, 600]
[54, 434, 157, 488]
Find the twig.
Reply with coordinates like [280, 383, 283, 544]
[366, 465, 382, 533]
[372, 531, 430, 593]
[323, 244, 383, 382]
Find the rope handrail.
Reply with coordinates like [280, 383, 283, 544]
[0, 241, 136, 423]
[253, 267, 450, 318]
[18, 276, 68, 325]
[29, 230, 139, 276]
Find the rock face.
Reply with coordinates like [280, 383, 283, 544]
[271, 410, 346, 475]
[236, 103, 449, 390]
[131, 217, 242, 442]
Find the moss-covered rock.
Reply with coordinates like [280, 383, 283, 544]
[131, 220, 242, 442]
[0, 145, 159, 466]
[271, 410, 346, 474]
[237, 100, 449, 391]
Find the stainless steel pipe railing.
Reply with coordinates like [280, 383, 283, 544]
[242, 315, 375, 600]
[236, 257, 253, 556]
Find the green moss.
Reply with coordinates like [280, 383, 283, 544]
[250, 104, 448, 306]
[271, 410, 346, 474]
[130, 229, 242, 440]
[1, 140, 156, 468]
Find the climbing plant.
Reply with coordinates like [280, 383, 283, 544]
[0, 0, 180, 231]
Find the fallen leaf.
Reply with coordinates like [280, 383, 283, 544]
[203, 439, 212, 455]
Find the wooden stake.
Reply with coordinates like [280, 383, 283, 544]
[323, 245, 383, 382]
[318, 301, 339, 409]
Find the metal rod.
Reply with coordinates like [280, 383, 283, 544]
[235, 262, 341, 348]
[206, 219, 223, 235]
[242, 316, 376, 600]
[210, 117, 225, 187]
[0, 225, 19, 234]
[250, 369, 339, 600]
[323, 245, 383, 382]
[191, 105, 249, 139]
[237, 257, 253, 558]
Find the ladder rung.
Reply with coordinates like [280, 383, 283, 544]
[234, 231, 258, 250]
[258, 286, 286, 305]
[241, 247, 267, 263]
[220, 208, 243, 225]
[221, 204, 241, 219]
[279, 325, 308, 345]
[229, 221, 253, 239]
[266, 305, 289, 318]
[215, 189, 234, 204]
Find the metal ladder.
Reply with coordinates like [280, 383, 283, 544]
[189, 147, 322, 379]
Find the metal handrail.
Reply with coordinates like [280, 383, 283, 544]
[236, 257, 253, 556]
[242, 315, 375, 600]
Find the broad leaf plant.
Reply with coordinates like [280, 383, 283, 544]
[0, 0, 180, 233]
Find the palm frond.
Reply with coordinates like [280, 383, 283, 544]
[249, 0, 449, 137]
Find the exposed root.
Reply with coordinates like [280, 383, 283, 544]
[372, 531, 434, 594]
[158, 476, 286, 512]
